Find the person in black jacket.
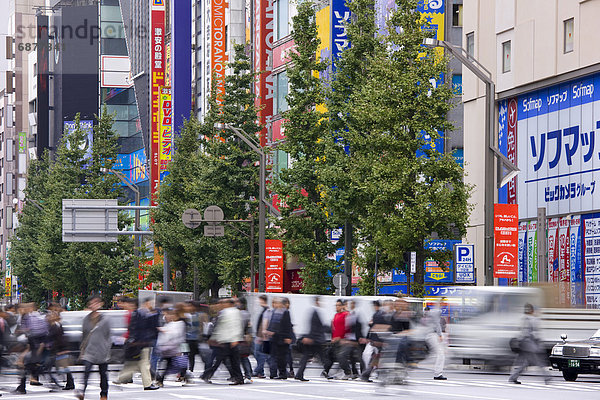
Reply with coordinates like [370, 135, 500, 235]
[295, 297, 328, 382]
[266, 297, 293, 379]
[252, 295, 270, 378]
[113, 298, 159, 390]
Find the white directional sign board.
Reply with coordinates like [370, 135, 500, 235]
[454, 244, 475, 284]
[62, 199, 119, 242]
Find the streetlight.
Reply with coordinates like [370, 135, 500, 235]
[101, 168, 141, 273]
[423, 38, 519, 286]
[214, 123, 280, 292]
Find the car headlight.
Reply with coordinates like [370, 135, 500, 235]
[590, 348, 600, 357]
[552, 346, 563, 356]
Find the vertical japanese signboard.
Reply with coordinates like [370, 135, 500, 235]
[4, 242, 10, 298]
[494, 204, 519, 278]
[159, 87, 172, 180]
[527, 221, 538, 282]
[265, 239, 284, 292]
[571, 215, 584, 306]
[211, 0, 227, 107]
[151, 0, 165, 205]
[331, 0, 350, 67]
[518, 222, 528, 283]
[584, 213, 600, 308]
[547, 218, 559, 282]
[254, 0, 274, 145]
[559, 216, 571, 305]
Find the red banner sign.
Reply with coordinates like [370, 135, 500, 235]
[150, 1, 165, 205]
[265, 239, 284, 292]
[494, 203, 519, 278]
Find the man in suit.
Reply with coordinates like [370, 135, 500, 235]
[295, 297, 328, 382]
[266, 297, 293, 379]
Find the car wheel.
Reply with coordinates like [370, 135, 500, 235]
[562, 370, 578, 381]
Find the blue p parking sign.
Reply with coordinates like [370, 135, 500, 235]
[454, 244, 475, 284]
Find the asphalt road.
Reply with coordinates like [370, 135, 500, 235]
[0, 366, 598, 400]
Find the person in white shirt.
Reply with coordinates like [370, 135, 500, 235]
[201, 299, 244, 385]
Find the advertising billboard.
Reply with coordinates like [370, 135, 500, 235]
[331, 0, 350, 66]
[265, 239, 284, 292]
[114, 148, 148, 185]
[150, 1, 165, 205]
[159, 87, 172, 179]
[254, 0, 274, 146]
[211, 0, 228, 107]
[512, 72, 600, 220]
[494, 204, 519, 278]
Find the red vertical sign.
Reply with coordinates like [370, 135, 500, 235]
[265, 239, 284, 292]
[507, 98, 518, 204]
[151, 1, 165, 205]
[254, 0, 274, 146]
[494, 203, 519, 278]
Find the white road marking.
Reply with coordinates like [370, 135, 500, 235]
[347, 387, 514, 400]
[238, 386, 353, 400]
[170, 394, 218, 400]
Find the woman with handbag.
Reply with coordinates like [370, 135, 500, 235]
[155, 306, 189, 386]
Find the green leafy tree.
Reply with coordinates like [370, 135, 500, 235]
[338, 0, 472, 285]
[272, 1, 338, 294]
[12, 112, 134, 306]
[153, 44, 261, 296]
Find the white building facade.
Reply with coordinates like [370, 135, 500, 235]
[463, 0, 600, 307]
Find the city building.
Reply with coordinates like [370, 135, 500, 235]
[463, 0, 600, 306]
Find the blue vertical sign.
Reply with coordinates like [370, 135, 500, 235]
[424, 239, 461, 283]
[331, 0, 350, 69]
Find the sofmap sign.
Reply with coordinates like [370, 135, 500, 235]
[424, 239, 460, 283]
[500, 72, 600, 219]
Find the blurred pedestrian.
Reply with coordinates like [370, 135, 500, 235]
[237, 298, 254, 383]
[13, 303, 48, 392]
[184, 301, 207, 377]
[323, 300, 352, 380]
[361, 300, 391, 382]
[266, 297, 293, 379]
[46, 303, 74, 390]
[347, 300, 365, 378]
[295, 297, 327, 382]
[252, 295, 270, 378]
[508, 303, 551, 385]
[282, 298, 296, 378]
[201, 299, 244, 385]
[156, 305, 190, 386]
[423, 303, 447, 380]
[113, 298, 159, 390]
[75, 295, 111, 400]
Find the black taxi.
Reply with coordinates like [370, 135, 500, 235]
[549, 330, 600, 381]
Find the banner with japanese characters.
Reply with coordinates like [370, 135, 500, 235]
[527, 221, 538, 282]
[571, 215, 584, 306]
[547, 218, 559, 282]
[559, 216, 571, 305]
[494, 204, 519, 278]
[159, 87, 172, 180]
[516, 73, 600, 219]
[583, 213, 600, 308]
[518, 222, 528, 283]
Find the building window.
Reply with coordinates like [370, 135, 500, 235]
[502, 40, 511, 73]
[564, 18, 574, 53]
[274, 0, 290, 41]
[275, 71, 289, 114]
[466, 32, 474, 58]
[452, 74, 462, 95]
[452, 4, 463, 27]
